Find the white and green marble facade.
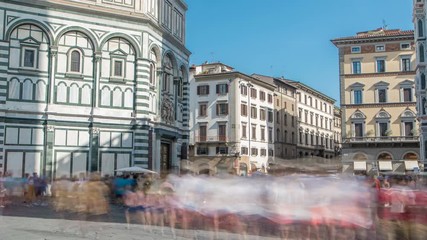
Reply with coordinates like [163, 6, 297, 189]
[0, 0, 190, 178]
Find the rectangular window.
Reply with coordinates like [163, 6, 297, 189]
[378, 89, 387, 103]
[216, 103, 228, 116]
[242, 124, 247, 138]
[261, 127, 265, 141]
[354, 90, 362, 104]
[260, 91, 266, 101]
[401, 58, 411, 71]
[241, 104, 248, 116]
[379, 122, 388, 137]
[199, 103, 207, 117]
[352, 61, 361, 74]
[197, 146, 209, 155]
[251, 88, 257, 98]
[260, 109, 266, 121]
[23, 49, 35, 68]
[376, 59, 385, 73]
[376, 45, 385, 52]
[216, 83, 228, 95]
[218, 124, 226, 141]
[197, 85, 210, 95]
[404, 122, 414, 137]
[267, 94, 273, 103]
[351, 46, 361, 53]
[199, 125, 207, 142]
[241, 85, 247, 95]
[403, 88, 412, 102]
[354, 123, 363, 137]
[252, 125, 256, 140]
[260, 149, 266, 157]
[268, 110, 273, 123]
[113, 60, 124, 77]
[241, 147, 248, 155]
[216, 146, 228, 154]
[251, 148, 258, 156]
[251, 106, 257, 119]
[401, 43, 410, 50]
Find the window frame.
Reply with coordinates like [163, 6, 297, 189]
[68, 48, 84, 74]
[400, 56, 411, 72]
[352, 59, 362, 74]
[375, 44, 385, 52]
[351, 46, 361, 53]
[21, 45, 38, 69]
[110, 57, 126, 80]
[376, 58, 386, 73]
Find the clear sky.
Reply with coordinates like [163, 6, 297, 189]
[185, 0, 413, 105]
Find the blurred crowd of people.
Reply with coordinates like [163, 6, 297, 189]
[0, 171, 49, 208]
[3, 170, 427, 239]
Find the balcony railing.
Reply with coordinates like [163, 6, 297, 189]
[344, 136, 419, 143]
[195, 135, 228, 142]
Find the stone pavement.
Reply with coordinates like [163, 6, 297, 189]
[0, 200, 279, 240]
[0, 215, 279, 240]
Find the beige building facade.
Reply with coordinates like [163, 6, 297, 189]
[252, 75, 298, 159]
[332, 28, 420, 174]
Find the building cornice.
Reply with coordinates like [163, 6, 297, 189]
[342, 71, 416, 78]
[195, 72, 276, 90]
[343, 102, 416, 108]
[287, 81, 336, 104]
[331, 34, 414, 46]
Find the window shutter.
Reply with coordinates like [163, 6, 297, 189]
[206, 86, 210, 94]
[225, 84, 229, 93]
[216, 104, 219, 115]
[197, 86, 200, 95]
[216, 147, 219, 154]
[225, 104, 229, 115]
[225, 147, 228, 154]
[216, 85, 219, 94]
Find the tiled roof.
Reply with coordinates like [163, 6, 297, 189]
[331, 28, 414, 42]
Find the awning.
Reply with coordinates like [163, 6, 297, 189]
[404, 160, 419, 171]
[354, 161, 367, 171]
[378, 161, 393, 171]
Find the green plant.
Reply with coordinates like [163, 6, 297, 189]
[385, 129, 392, 136]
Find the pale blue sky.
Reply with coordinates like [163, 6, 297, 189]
[185, 0, 413, 104]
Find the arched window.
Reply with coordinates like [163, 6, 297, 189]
[422, 73, 426, 90]
[35, 80, 47, 102]
[420, 44, 425, 62]
[70, 50, 81, 72]
[22, 79, 34, 100]
[149, 49, 157, 85]
[8, 78, 20, 100]
[419, 19, 424, 38]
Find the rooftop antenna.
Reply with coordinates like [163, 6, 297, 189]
[382, 19, 388, 30]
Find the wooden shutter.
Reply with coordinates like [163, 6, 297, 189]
[216, 104, 219, 115]
[197, 86, 200, 95]
[225, 84, 229, 93]
[206, 86, 209, 94]
[216, 85, 219, 94]
[225, 104, 228, 115]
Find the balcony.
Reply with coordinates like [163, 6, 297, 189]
[195, 135, 228, 143]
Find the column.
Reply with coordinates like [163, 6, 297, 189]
[48, 46, 57, 105]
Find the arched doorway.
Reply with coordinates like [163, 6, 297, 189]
[239, 163, 248, 176]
